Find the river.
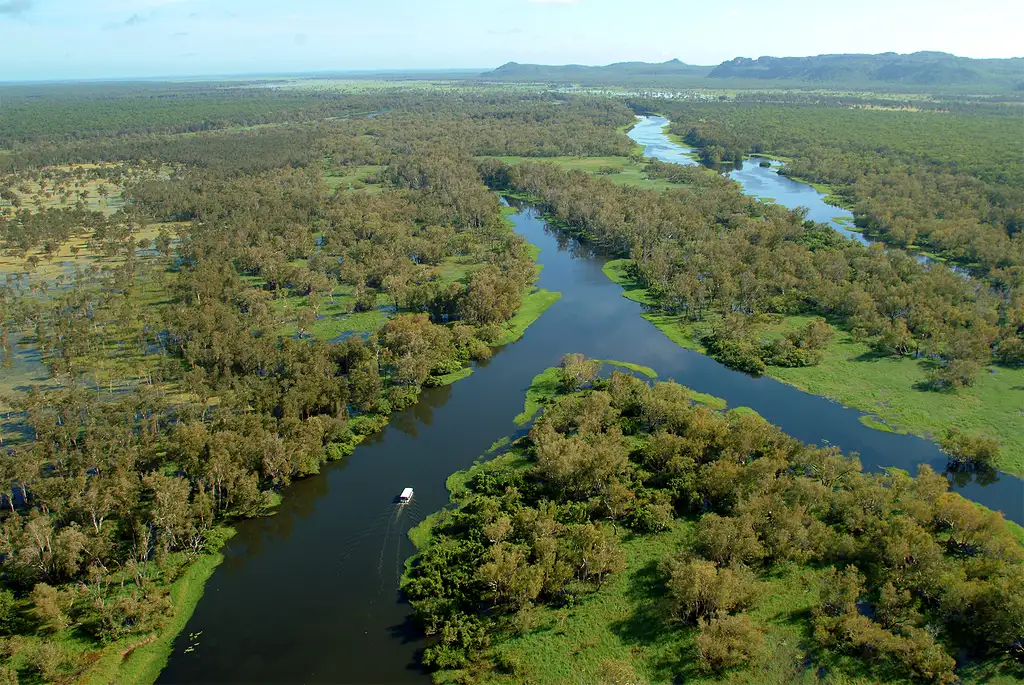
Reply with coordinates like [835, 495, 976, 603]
[158, 135, 1023, 685]
[628, 115, 869, 243]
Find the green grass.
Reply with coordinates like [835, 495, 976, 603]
[408, 514, 441, 551]
[778, 172, 849, 208]
[485, 525, 864, 685]
[858, 415, 899, 433]
[486, 436, 511, 454]
[435, 366, 474, 386]
[270, 285, 392, 340]
[617, 120, 646, 157]
[84, 531, 233, 685]
[323, 164, 383, 193]
[602, 259, 704, 353]
[686, 389, 728, 411]
[601, 260, 1024, 475]
[602, 359, 658, 379]
[514, 366, 563, 426]
[492, 288, 562, 346]
[768, 330, 1024, 474]
[728, 406, 763, 419]
[663, 128, 700, 163]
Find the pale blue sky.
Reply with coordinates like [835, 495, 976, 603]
[0, 0, 1020, 81]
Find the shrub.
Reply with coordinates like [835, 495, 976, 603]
[940, 427, 1000, 471]
[663, 556, 758, 622]
[0, 590, 15, 635]
[598, 658, 646, 684]
[696, 614, 765, 674]
[927, 358, 982, 390]
[627, 502, 674, 533]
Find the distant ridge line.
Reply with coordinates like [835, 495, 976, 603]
[481, 51, 1024, 90]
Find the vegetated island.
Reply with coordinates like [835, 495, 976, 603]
[404, 355, 1024, 684]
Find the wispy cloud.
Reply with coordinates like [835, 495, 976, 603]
[104, 12, 151, 30]
[0, 0, 32, 17]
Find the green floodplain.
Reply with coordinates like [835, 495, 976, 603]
[601, 258, 1024, 475]
[0, 69, 1022, 684]
[404, 359, 1024, 685]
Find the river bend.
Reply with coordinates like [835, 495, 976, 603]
[158, 141, 1023, 685]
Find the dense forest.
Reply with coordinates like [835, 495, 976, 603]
[0, 91, 634, 173]
[404, 361, 1024, 683]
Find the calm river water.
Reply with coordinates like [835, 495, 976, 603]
[158, 128, 1023, 685]
[629, 115, 866, 243]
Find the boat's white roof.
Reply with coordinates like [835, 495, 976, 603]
[400, 487, 414, 498]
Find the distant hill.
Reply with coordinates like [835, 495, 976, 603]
[484, 59, 712, 84]
[707, 52, 1024, 88]
[480, 52, 1024, 91]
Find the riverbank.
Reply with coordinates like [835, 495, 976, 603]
[602, 258, 1024, 475]
[1, 527, 234, 685]
[80, 528, 234, 685]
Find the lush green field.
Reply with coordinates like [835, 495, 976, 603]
[602, 258, 1024, 475]
[323, 164, 383, 192]
[601, 359, 658, 379]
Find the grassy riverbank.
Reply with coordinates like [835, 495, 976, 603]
[1, 527, 234, 685]
[493, 288, 562, 346]
[602, 258, 1024, 475]
[79, 528, 234, 685]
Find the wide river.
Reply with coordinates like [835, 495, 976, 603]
[158, 123, 1023, 684]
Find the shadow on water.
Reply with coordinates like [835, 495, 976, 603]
[159, 207, 1023, 684]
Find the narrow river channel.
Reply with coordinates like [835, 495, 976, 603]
[158, 133, 1024, 685]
